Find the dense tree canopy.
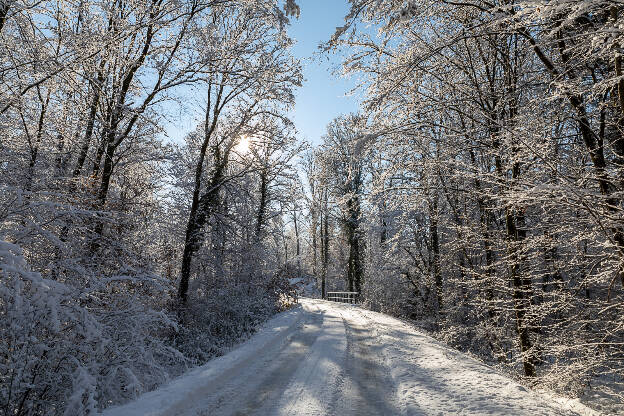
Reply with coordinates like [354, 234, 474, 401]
[298, 0, 624, 404]
[3, 0, 624, 413]
[0, 1, 302, 414]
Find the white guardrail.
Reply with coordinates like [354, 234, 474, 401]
[326, 291, 359, 304]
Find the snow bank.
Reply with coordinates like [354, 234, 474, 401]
[351, 306, 601, 416]
[99, 305, 304, 415]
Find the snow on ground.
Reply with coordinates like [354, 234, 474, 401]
[350, 306, 600, 416]
[100, 298, 601, 416]
[289, 276, 320, 297]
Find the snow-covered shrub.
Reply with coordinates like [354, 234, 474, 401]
[0, 239, 99, 415]
[0, 239, 186, 415]
[174, 280, 282, 364]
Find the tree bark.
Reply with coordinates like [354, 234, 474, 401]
[179, 170, 224, 304]
[430, 195, 442, 315]
[293, 210, 301, 275]
[255, 168, 268, 240]
[321, 189, 329, 299]
[73, 70, 104, 177]
[178, 81, 226, 305]
[345, 195, 363, 294]
[0, 1, 11, 33]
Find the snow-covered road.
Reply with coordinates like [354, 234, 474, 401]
[101, 298, 599, 416]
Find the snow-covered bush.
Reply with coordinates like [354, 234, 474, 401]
[0, 239, 93, 415]
[0, 0, 302, 413]
[0, 239, 186, 415]
[174, 281, 281, 364]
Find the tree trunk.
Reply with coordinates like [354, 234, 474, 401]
[311, 208, 318, 278]
[73, 73, 103, 177]
[345, 196, 363, 294]
[179, 166, 224, 304]
[321, 190, 329, 299]
[429, 195, 442, 315]
[255, 168, 268, 240]
[506, 204, 537, 377]
[293, 210, 301, 275]
[177, 78, 227, 305]
[97, 129, 117, 205]
[92, 106, 112, 177]
[0, 1, 10, 33]
[24, 97, 49, 194]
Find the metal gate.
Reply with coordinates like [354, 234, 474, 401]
[326, 291, 359, 304]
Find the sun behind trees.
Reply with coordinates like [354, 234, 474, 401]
[0, 0, 302, 414]
[3, 0, 624, 414]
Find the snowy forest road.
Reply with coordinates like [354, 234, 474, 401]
[101, 299, 598, 416]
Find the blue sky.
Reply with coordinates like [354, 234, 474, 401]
[287, 0, 361, 145]
[163, 1, 360, 146]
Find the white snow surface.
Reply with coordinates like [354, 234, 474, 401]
[100, 298, 601, 416]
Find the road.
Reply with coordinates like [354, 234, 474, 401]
[102, 298, 598, 416]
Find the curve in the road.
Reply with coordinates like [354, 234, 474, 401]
[101, 299, 599, 416]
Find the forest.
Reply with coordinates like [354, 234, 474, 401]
[2, 0, 624, 414]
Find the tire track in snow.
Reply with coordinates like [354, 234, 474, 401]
[274, 300, 347, 416]
[229, 305, 325, 415]
[337, 306, 399, 416]
[193, 304, 325, 416]
[103, 299, 598, 416]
